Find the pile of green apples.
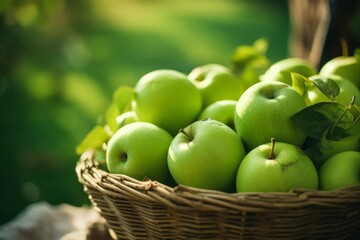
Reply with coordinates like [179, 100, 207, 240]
[77, 40, 360, 193]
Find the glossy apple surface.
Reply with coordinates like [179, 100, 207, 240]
[261, 57, 317, 85]
[198, 100, 237, 130]
[319, 56, 360, 89]
[234, 81, 307, 152]
[319, 151, 360, 190]
[133, 69, 202, 135]
[168, 119, 246, 192]
[236, 139, 318, 192]
[188, 64, 243, 107]
[106, 122, 173, 184]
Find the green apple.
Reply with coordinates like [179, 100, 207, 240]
[305, 74, 360, 107]
[317, 139, 360, 161]
[133, 69, 202, 136]
[303, 137, 360, 169]
[116, 111, 138, 128]
[319, 151, 360, 190]
[188, 64, 243, 107]
[198, 100, 237, 130]
[168, 119, 246, 192]
[234, 81, 307, 152]
[261, 57, 317, 85]
[319, 56, 360, 89]
[236, 138, 318, 192]
[106, 122, 173, 183]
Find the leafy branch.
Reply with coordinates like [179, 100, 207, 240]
[291, 72, 340, 101]
[75, 86, 135, 155]
[291, 72, 360, 142]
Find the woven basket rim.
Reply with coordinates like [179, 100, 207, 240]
[76, 149, 360, 239]
[76, 149, 360, 212]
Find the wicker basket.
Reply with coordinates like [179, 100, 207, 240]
[76, 150, 360, 240]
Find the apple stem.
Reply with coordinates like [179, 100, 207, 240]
[179, 128, 190, 138]
[269, 138, 276, 160]
[348, 95, 356, 109]
[340, 38, 349, 57]
[179, 127, 194, 141]
[179, 128, 187, 135]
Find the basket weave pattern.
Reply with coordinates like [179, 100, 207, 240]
[76, 150, 360, 240]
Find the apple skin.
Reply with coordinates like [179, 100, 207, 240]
[198, 100, 237, 130]
[106, 122, 174, 184]
[234, 81, 307, 152]
[305, 74, 360, 107]
[317, 139, 360, 160]
[260, 58, 317, 85]
[319, 151, 360, 191]
[133, 69, 202, 136]
[319, 56, 360, 89]
[167, 119, 246, 192]
[236, 140, 318, 192]
[303, 137, 360, 169]
[188, 64, 243, 107]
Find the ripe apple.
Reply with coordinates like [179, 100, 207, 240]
[303, 137, 360, 169]
[304, 74, 360, 107]
[198, 100, 237, 130]
[133, 69, 202, 136]
[319, 56, 360, 89]
[188, 64, 243, 107]
[319, 151, 360, 190]
[236, 138, 318, 192]
[167, 119, 246, 192]
[260, 57, 317, 85]
[116, 111, 138, 128]
[234, 81, 307, 152]
[106, 122, 173, 184]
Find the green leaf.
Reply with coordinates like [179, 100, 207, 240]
[326, 113, 360, 141]
[231, 46, 260, 67]
[346, 115, 360, 138]
[105, 102, 120, 133]
[113, 85, 135, 113]
[253, 38, 268, 54]
[310, 76, 340, 101]
[231, 39, 267, 67]
[291, 102, 353, 140]
[236, 57, 270, 89]
[231, 38, 270, 77]
[303, 143, 324, 169]
[76, 125, 110, 155]
[105, 85, 135, 133]
[291, 72, 312, 97]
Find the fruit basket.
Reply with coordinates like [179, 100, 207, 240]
[76, 149, 360, 240]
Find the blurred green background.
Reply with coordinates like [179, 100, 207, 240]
[0, 0, 292, 224]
